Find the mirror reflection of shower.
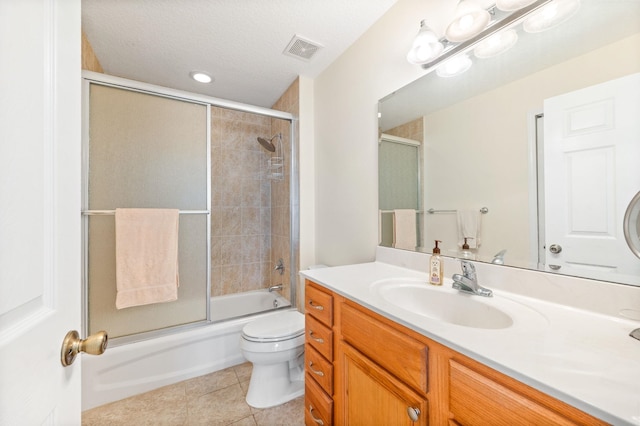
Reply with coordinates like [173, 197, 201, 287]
[257, 133, 284, 180]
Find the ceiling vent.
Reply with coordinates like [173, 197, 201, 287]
[283, 35, 323, 61]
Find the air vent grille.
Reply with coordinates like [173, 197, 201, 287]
[283, 35, 322, 61]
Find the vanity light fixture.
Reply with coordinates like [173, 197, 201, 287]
[407, 0, 581, 78]
[407, 20, 444, 65]
[445, 0, 492, 42]
[523, 0, 581, 33]
[473, 28, 519, 58]
[189, 71, 213, 84]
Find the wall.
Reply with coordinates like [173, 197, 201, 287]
[298, 76, 315, 274]
[312, 0, 428, 266]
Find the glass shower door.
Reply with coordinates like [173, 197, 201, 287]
[85, 83, 210, 340]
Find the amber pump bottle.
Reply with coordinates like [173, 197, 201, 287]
[429, 240, 443, 286]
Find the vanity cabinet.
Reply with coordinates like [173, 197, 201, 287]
[304, 279, 607, 426]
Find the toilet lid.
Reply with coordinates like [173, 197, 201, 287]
[242, 311, 305, 342]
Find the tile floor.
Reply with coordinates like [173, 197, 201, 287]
[82, 362, 304, 426]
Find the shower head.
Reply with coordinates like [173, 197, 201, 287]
[256, 134, 281, 152]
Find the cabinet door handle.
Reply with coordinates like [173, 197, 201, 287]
[308, 300, 324, 310]
[308, 330, 324, 343]
[407, 406, 420, 422]
[308, 361, 325, 377]
[309, 405, 324, 425]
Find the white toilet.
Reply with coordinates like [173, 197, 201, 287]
[240, 310, 306, 408]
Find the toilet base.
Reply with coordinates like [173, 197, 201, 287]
[245, 358, 305, 408]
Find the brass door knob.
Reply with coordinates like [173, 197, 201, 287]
[60, 330, 108, 367]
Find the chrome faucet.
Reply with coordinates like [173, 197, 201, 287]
[268, 284, 283, 292]
[491, 249, 507, 264]
[452, 261, 493, 297]
[274, 258, 285, 275]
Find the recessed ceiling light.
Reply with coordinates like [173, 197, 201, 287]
[189, 71, 213, 84]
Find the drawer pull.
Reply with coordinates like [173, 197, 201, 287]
[309, 405, 324, 425]
[407, 406, 420, 422]
[308, 300, 324, 311]
[308, 330, 324, 343]
[308, 361, 325, 377]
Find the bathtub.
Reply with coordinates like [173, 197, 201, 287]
[210, 288, 291, 322]
[82, 290, 293, 411]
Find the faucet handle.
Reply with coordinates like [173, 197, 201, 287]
[460, 260, 476, 279]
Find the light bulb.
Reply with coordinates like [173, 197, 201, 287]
[436, 54, 473, 78]
[407, 22, 444, 65]
[445, 1, 491, 42]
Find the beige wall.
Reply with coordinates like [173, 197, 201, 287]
[312, 0, 429, 266]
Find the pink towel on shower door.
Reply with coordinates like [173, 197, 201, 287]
[115, 208, 180, 309]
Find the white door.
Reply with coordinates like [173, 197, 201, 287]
[0, 0, 82, 424]
[543, 73, 640, 283]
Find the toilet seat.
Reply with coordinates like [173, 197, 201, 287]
[241, 311, 305, 343]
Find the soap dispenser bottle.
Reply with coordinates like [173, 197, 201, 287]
[429, 240, 443, 286]
[461, 237, 474, 259]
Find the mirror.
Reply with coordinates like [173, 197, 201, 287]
[379, 0, 640, 286]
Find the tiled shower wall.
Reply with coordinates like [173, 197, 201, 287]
[210, 107, 274, 296]
[210, 77, 298, 299]
[384, 117, 423, 142]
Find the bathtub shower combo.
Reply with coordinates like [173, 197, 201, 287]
[81, 72, 300, 410]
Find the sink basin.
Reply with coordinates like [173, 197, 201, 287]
[371, 278, 514, 329]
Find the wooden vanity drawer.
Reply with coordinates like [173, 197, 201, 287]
[305, 281, 333, 326]
[305, 344, 333, 394]
[340, 302, 428, 394]
[448, 359, 607, 426]
[305, 372, 333, 426]
[306, 314, 333, 361]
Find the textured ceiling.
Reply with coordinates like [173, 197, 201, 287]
[82, 0, 398, 108]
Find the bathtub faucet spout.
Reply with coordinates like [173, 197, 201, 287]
[268, 284, 283, 293]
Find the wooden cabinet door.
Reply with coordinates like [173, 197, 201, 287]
[340, 343, 428, 425]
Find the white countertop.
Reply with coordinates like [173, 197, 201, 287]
[300, 260, 640, 425]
